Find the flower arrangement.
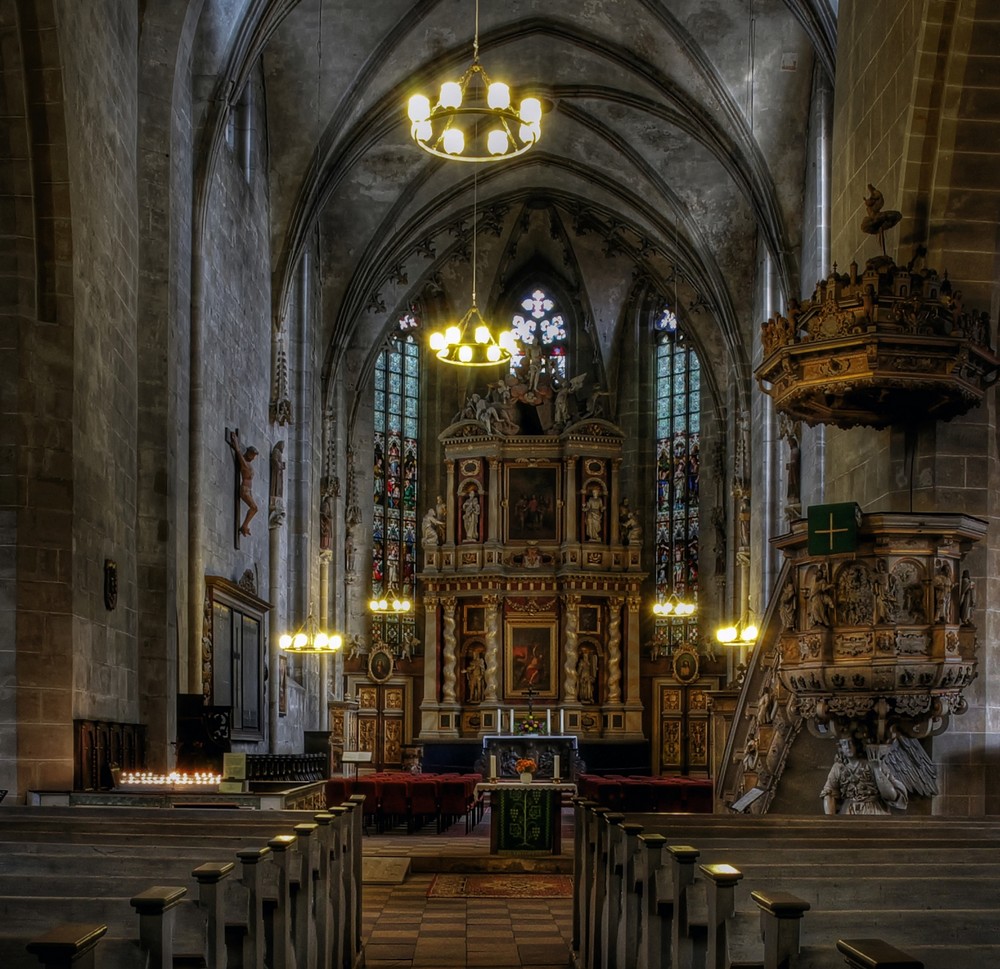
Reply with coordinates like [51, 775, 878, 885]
[515, 758, 538, 775]
[516, 715, 546, 735]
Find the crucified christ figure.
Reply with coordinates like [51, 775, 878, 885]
[227, 428, 259, 537]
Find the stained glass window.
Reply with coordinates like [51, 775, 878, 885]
[654, 307, 700, 651]
[372, 321, 420, 652]
[509, 287, 568, 380]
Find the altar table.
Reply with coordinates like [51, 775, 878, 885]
[475, 781, 577, 855]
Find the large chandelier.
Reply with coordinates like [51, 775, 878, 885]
[428, 169, 515, 366]
[278, 608, 343, 654]
[406, 0, 542, 163]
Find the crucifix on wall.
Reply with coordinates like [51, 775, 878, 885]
[226, 427, 259, 549]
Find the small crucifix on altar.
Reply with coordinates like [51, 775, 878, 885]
[524, 686, 538, 718]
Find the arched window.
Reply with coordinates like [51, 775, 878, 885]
[654, 305, 700, 649]
[372, 320, 419, 651]
[509, 286, 568, 380]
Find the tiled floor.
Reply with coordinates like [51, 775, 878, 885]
[361, 807, 575, 968]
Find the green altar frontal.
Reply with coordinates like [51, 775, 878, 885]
[478, 781, 576, 856]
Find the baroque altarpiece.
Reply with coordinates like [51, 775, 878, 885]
[418, 414, 646, 742]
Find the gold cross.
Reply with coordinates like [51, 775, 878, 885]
[815, 512, 848, 551]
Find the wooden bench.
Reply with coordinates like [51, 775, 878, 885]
[2, 799, 365, 969]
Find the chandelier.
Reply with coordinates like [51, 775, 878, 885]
[715, 601, 758, 645]
[369, 587, 412, 614]
[278, 609, 343, 654]
[428, 168, 515, 366]
[406, 0, 541, 163]
[652, 591, 697, 618]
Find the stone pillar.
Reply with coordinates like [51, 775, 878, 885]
[565, 457, 578, 543]
[268, 508, 283, 752]
[484, 594, 501, 702]
[623, 592, 645, 735]
[607, 595, 623, 704]
[419, 594, 441, 735]
[319, 549, 332, 730]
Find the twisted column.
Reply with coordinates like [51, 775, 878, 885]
[608, 596, 623, 703]
[441, 596, 458, 703]
[483, 594, 501, 702]
[563, 594, 581, 701]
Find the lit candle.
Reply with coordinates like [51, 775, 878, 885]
[510, 709, 515, 732]
[497, 708, 503, 733]
[553, 755, 560, 781]
[560, 708, 565, 734]
[546, 709, 552, 733]
[489, 754, 497, 780]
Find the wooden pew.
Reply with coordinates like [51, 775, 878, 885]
[2, 803, 364, 969]
[572, 801, 1000, 969]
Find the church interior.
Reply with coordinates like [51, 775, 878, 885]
[3, 0, 1000, 965]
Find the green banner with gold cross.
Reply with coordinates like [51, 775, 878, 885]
[807, 502, 861, 555]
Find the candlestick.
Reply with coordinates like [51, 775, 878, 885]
[489, 754, 497, 781]
[560, 708, 565, 734]
[497, 708, 503, 733]
[546, 709, 552, 733]
[553, 754, 560, 781]
[510, 709, 515, 732]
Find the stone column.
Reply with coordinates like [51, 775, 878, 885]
[488, 459, 501, 542]
[420, 594, 440, 734]
[607, 596, 623, 704]
[624, 593, 645, 736]
[268, 506, 283, 752]
[441, 595, 458, 704]
[565, 457, 578, 543]
[318, 549, 332, 730]
[483, 594, 501, 702]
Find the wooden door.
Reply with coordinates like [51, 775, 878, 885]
[655, 679, 713, 776]
[354, 680, 407, 771]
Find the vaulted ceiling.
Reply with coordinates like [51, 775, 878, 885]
[198, 0, 836, 401]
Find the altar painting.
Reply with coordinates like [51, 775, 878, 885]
[505, 622, 557, 698]
[505, 465, 560, 542]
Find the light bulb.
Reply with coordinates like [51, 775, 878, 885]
[429, 331, 445, 351]
[331, 634, 343, 651]
[487, 82, 511, 110]
[379, 598, 388, 610]
[445, 325, 461, 345]
[487, 129, 509, 155]
[519, 98, 542, 124]
[369, 598, 381, 611]
[487, 345, 501, 362]
[716, 625, 737, 644]
[442, 127, 464, 155]
[412, 120, 432, 143]
[279, 634, 292, 649]
[401, 601, 411, 612]
[741, 623, 759, 642]
[439, 81, 462, 109]
[459, 344, 473, 362]
[293, 632, 307, 649]
[519, 123, 540, 145]
[474, 324, 491, 344]
[314, 632, 329, 650]
[408, 94, 431, 123]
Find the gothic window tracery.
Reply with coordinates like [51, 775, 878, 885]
[654, 306, 701, 650]
[372, 321, 420, 651]
[509, 286, 568, 379]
